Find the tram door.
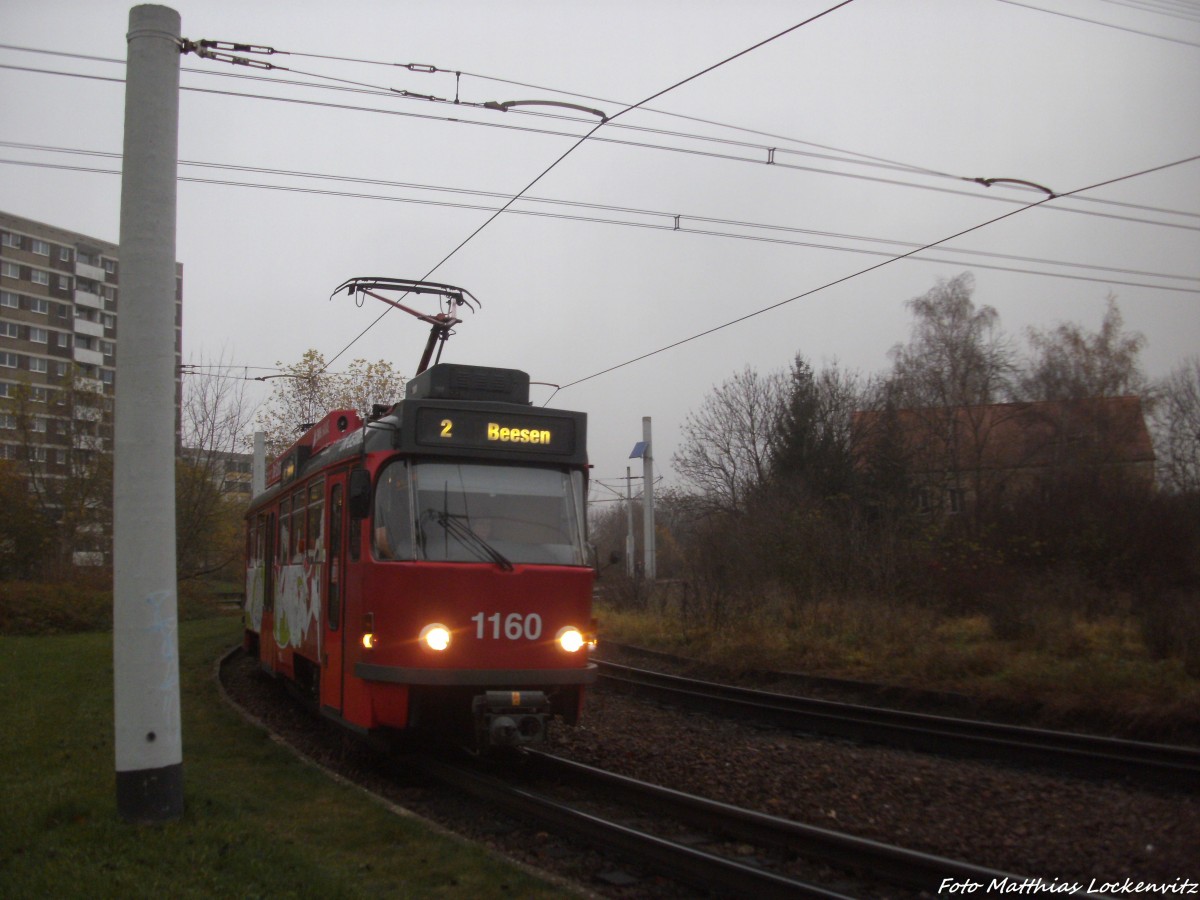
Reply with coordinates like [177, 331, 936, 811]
[261, 512, 277, 670]
[320, 478, 347, 715]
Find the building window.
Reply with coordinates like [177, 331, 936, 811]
[1, 291, 17, 309]
[54, 362, 67, 378]
[0, 413, 15, 429]
[31, 270, 50, 286]
[1, 262, 19, 279]
[101, 370, 114, 385]
[56, 332, 71, 348]
[59, 247, 72, 262]
[30, 298, 48, 315]
[0, 352, 16, 368]
[58, 275, 72, 291]
[30, 327, 48, 344]
[29, 357, 48, 374]
[32, 239, 50, 256]
[947, 488, 966, 515]
[0, 322, 17, 339]
[102, 341, 114, 357]
[103, 259, 117, 273]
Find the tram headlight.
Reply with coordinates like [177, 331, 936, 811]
[420, 623, 451, 651]
[556, 626, 585, 653]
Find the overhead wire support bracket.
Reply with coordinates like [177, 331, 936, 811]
[971, 177, 1057, 199]
[197, 40, 278, 56]
[184, 39, 281, 70]
[483, 99, 608, 122]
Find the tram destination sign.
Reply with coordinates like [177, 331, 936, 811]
[414, 407, 577, 455]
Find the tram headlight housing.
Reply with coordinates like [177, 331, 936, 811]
[556, 626, 585, 653]
[420, 623, 451, 651]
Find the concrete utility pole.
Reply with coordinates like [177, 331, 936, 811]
[642, 417, 656, 582]
[112, 4, 184, 823]
[625, 466, 635, 577]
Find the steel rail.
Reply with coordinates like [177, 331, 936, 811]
[410, 754, 853, 899]
[523, 750, 1052, 896]
[595, 660, 1200, 787]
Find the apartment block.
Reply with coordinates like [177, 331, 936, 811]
[0, 210, 183, 565]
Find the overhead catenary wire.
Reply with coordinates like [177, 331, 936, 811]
[0, 42, 976, 182]
[2, 50, 1197, 228]
[4, 28, 1195, 386]
[548, 153, 1200, 400]
[1090, 0, 1200, 25]
[316, 0, 860, 372]
[3, 151, 1195, 294]
[993, 0, 1200, 48]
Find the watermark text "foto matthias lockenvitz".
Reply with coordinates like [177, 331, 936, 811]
[938, 877, 1199, 895]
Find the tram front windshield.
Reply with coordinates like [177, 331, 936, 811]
[374, 460, 587, 566]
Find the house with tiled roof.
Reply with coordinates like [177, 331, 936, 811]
[851, 396, 1155, 516]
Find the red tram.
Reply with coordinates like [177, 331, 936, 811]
[243, 356, 596, 749]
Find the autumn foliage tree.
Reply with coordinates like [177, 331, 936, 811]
[255, 349, 407, 460]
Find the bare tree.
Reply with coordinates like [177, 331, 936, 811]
[177, 353, 256, 579]
[1021, 296, 1148, 402]
[1, 370, 112, 570]
[672, 365, 787, 515]
[1155, 357, 1200, 494]
[0, 459, 52, 578]
[886, 273, 1017, 521]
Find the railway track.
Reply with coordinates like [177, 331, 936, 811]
[411, 748, 1046, 899]
[594, 653, 1200, 789]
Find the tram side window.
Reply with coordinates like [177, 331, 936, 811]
[307, 480, 324, 561]
[278, 496, 291, 562]
[328, 484, 342, 630]
[291, 489, 306, 563]
[373, 461, 413, 561]
[246, 519, 255, 566]
[256, 514, 266, 564]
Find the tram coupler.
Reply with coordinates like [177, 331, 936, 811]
[472, 690, 550, 748]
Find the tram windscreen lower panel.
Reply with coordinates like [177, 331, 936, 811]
[374, 461, 587, 566]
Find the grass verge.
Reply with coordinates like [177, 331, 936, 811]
[0, 613, 566, 899]
[596, 595, 1200, 737]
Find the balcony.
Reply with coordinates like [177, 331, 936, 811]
[74, 318, 104, 339]
[73, 347, 104, 366]
[75, 262, 105, 282]
[74, 289, 103, 310]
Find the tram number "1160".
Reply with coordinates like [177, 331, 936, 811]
[471, 612, 543, 640]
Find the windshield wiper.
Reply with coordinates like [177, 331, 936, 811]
[421, 509, 514, 571]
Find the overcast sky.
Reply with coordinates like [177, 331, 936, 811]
[2, 0, 1198, 497]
